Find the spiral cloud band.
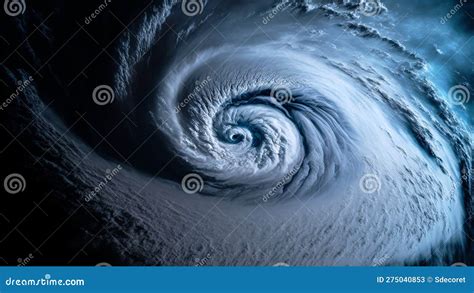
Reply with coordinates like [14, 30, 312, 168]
[136, 0, 473, 264]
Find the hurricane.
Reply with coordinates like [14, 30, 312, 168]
[0, 0, 472, 266]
